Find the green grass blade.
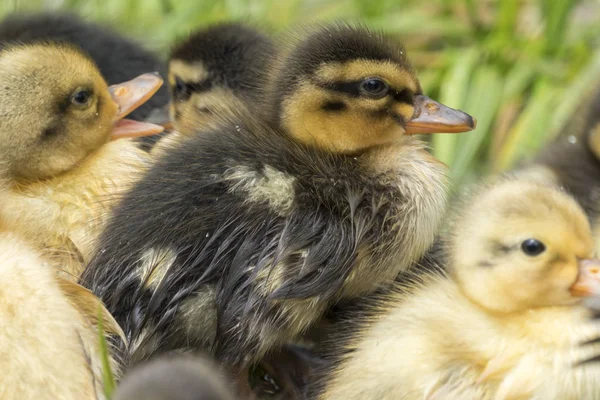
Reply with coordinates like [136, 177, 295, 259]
[431, 48, 478, 166]
[495, 79, 561, 170]
[501, 62, 536, 102]
[98, 308, 117, 400]
[541, 0, 579, 54]
[548, 50, 600, 140]
[495, 0, 519, 37]
[450, 65, 504, 184]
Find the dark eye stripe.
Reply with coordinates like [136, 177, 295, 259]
[173, 79, 213, 102]
[176, 79, 213, 94]
[57, 98, 71, 114]
[187, 80, 213, 93]
[318, 80, 362, 97]
[316, 80, 414, 104]
[40, 119, 61, 141]
[394, 89, 413, 104]
[321, 101, 347, 112]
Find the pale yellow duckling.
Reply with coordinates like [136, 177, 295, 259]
[0, 230, 124, 400]
[317, 179, 600, 400]
[0, 43, 163, 277]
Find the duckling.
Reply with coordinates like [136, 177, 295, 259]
[315, 179, 600, 400]
[0, 230, 124, 400]
[148, 22, 275, 155]
[113, 354, 236, 400]
[0, 12, 169, 122]
[81, 24, 475, 381]
[0, 42, 163, 277]
[166, 21, 275, 136]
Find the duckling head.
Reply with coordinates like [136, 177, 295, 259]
[449, 179, 597, 314]
[113, 354, 235, 400]
[270, 24, 476, 154]
[0, 43, 163, 181]
[168, 22, 275, 134]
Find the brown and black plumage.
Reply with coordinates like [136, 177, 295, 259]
[81, 24, 475, 390]
[166, 21, 276, 136]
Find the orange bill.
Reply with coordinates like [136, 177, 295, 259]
[405, 95, 477, 135]
[570, 259, 600, 297]
[109, 72, 166, 140]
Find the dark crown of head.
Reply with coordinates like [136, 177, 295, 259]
[170, 22, 273, 66]
[280, 24, 413, 82]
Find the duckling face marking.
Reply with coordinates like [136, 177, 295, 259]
[0, 44, 117, 180]
[279, 59, 421, 154]
[168, 60, 247, 134]
[450, 181, 595, 314]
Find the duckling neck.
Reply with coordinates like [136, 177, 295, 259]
[336, 139, 448, 297]
[4, 140, 150, 276]
[449, 278, 597, 349]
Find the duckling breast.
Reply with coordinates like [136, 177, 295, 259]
[5, 139, 151, 277]
[0, 232, 106, 400]
[338, 138, 449, 297]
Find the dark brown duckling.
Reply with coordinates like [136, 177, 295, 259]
[167, 21, 275, 135]
[148, 22, 276, 155]
[81, 23, 475, 396]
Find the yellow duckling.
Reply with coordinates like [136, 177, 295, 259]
[0, 229, 123, 400]
[317, 179, 600, 399]
[0, 42, 163, 277]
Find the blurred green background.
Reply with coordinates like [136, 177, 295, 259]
[2, 0, 600, 188]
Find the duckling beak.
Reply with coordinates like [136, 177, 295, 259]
[404, 95, 477, 135]
[109, 72, 166, 140]
[570, 259, 600, 297]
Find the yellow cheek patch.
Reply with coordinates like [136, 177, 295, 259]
[349, 97, 388, 112]
[315, 60, 419, 93]
[281, 82, 404, 153]
[168, 60, 209, 84]
[392, 103, 416, 121]
[172, 87, 248, 135]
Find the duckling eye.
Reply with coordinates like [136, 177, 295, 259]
[173, 76, 190, 101]
[174, 77, 185, 93]
[521, 239, 546, 256]
[71, 88, 91, 107]
[360, 78, 389, 99]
